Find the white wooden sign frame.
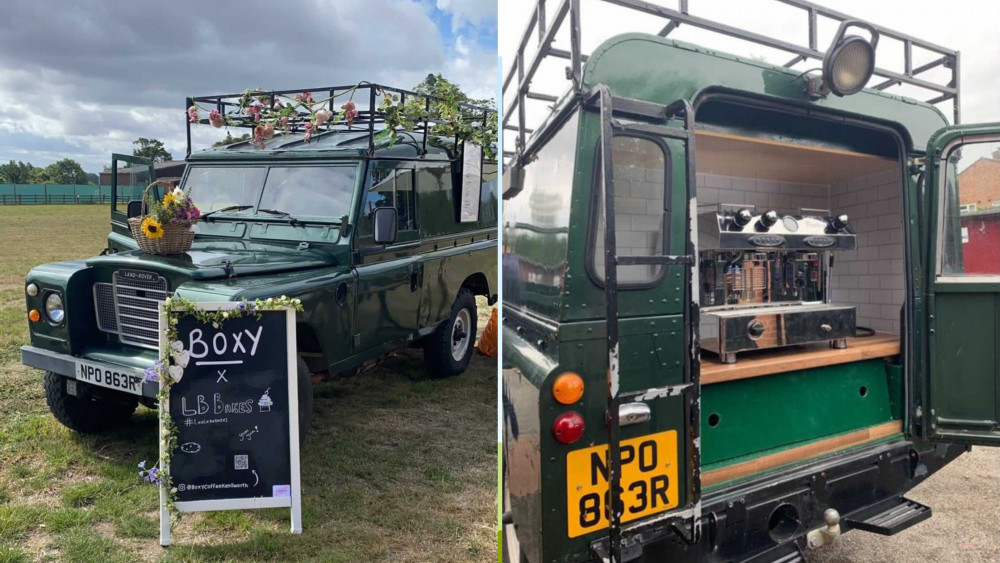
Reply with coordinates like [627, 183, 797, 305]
[460, 141, 483, 223]
[158, 302, 302, 546]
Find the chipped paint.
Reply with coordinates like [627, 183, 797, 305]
[608, 342, 620, 398]
[630, 383, 691, 402]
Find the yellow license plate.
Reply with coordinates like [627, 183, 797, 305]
[565, 430, 679, 538]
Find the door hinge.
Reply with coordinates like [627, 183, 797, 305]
[352, 333, 361, 349]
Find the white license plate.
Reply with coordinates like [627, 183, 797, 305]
[74, 361, 145, 395]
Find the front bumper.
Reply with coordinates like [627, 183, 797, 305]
[21, 345, 158, 399]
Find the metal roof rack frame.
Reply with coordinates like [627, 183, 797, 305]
[186, 82, 494, 160]
[502, 0, 961, 166]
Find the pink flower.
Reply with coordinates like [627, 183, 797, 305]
[314, 109, 332, 126]
[243, 105, 261, 122]
[342, 101, 358, 127]
[279, 116, 289, 129]
[261, 123, 275, 139]
[187, 106, 199, 123]
[189, 207, 200, 220]
[304, 122, 313, 143]
[208, 109, 224, 128]
[274, 99, 283, 110]
[294, 92, 314, 104]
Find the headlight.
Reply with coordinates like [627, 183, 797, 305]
[45, 293, 65, 324]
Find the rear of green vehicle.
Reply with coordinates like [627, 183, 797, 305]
[502, 3, 1000, 562]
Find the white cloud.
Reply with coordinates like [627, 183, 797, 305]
[437, 0, 497, 32]
[0, 0, 497, 173]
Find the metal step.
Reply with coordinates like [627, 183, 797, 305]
[844, 497, 931, 536]
[738, 542, 804, 563]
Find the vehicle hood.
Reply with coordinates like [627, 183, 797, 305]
[86, 239, 348, 280]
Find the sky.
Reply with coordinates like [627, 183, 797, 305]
[499, 0, 1000, 155]
[0, 0, 497, 175]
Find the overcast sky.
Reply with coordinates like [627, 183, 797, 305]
[499, 0, 1000, 151]
[0, 0, 497, 174]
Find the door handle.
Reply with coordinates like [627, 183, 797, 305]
[619, 403, 651, 427]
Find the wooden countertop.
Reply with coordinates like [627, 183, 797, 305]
[701, 334, 901, 385]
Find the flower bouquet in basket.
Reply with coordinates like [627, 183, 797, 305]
[128, 179, 202, 255]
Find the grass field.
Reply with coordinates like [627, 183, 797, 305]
[0, 205, 497, 562]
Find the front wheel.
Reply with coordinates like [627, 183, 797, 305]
[423, 289, 477, 377]
[44, 372, 137, 433]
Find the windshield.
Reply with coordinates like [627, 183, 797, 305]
[258, 166, 356, 219]
[184, 167, 266, 214]
[181, 164, 357, 221]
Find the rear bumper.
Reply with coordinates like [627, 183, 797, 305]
[586, 438, 966, 562]
[21, 345, 158, 399]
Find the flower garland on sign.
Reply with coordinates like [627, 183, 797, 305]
[138, 295, 304, 517]
[187, 79, 497, 160]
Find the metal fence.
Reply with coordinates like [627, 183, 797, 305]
[0, 184, 147, 205]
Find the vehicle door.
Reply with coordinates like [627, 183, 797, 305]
[924, 123, 1000, 444]
[352, 160, 422, 353]
[109, 153, 155, 250]
[573, 89, 700, 552]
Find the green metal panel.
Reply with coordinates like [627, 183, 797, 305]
[923, 123, 1000, 445]
[701, 359, 895, 467]
[582, 34, 950, 150]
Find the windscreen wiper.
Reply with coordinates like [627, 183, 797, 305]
[201, 205, 253, 222]
[258, 208, 300, 225]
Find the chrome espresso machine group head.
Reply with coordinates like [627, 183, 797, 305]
[698, 204, 857, 363]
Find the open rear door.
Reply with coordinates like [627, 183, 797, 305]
[924, 123, 1000, 444]
[109, 153, 155, 250]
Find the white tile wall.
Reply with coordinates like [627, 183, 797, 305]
[696, 167, 903, 337]
[829, 167, 904, 334]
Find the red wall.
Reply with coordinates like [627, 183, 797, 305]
[962, 215, 1000, 274]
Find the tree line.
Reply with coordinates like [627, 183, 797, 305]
[0, 138, 174, 185]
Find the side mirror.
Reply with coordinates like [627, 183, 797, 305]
[373, 206, 397, 245]
[127, 200, 143, 219]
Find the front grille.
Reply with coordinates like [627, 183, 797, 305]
[93, 271, 168, 350]
[93, 283, 117, 332]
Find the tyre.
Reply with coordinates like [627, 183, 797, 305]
[423, 288, 477, 377]
[296, 357, 313, 444]
[44, 372, 137, 433]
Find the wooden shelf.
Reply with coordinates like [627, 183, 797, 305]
[702, 420, 903, 487]
[701, 334, 901, 385]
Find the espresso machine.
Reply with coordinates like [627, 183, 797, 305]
[698, 204, 857, 363]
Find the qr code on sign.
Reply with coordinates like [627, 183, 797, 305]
[234, 455, 249, 470]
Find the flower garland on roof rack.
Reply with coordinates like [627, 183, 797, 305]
[137, 295, 303, 518]
[187, 77, 497, 160]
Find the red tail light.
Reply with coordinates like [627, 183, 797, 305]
[553, 412, 585, 444]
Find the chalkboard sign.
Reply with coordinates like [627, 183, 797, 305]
[157, 303, 301, 546]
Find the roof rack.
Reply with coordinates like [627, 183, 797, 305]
[502, 0, 961, 164]
[186, 82, 494, 159]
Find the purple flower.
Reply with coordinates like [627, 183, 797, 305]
[138, 460, 147, 470]
[144, 362, 160, 383]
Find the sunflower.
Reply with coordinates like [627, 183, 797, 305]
[162, 193, 176, 206]
[141, 217, 164, 239]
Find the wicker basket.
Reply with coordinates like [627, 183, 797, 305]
[128, 180, 196, 255]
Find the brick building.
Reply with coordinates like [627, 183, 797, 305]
[958, 149, 1000, 274]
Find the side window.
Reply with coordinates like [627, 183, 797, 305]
[591, 135, 669, 285]
[480, 162, 498, 226]
[358, 165, 417, 238]
[415, 162, 457, 237]
[939, 141, 1000, 275]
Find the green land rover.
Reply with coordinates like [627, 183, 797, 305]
[503, 2, 1000, 562]
[20, 83, 497, 435]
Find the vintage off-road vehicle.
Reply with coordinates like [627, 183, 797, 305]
[502, 2, 1000, 562]
[21, 83, 497, 434]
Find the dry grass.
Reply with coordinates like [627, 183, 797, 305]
[0, 205, 497, 562]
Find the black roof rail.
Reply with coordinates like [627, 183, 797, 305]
[185, 82, 494, 159]
[502, 0, 961, 167]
